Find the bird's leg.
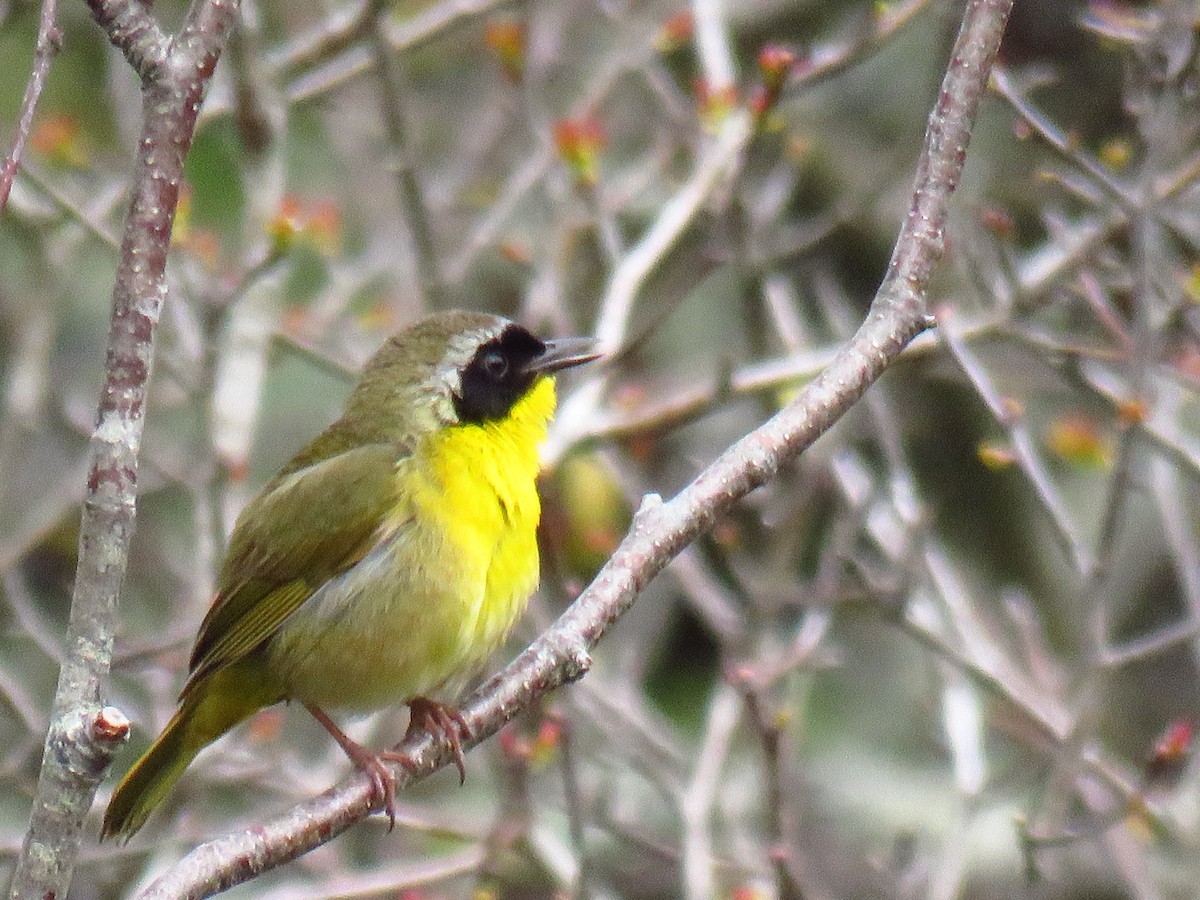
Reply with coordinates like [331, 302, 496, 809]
[307, 698, 472, 830]
[379, 697, 473, 784]
[305, 703, 398, 831]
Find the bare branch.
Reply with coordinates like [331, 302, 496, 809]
[0, 0, 62, 211]
[7, 1, 240, 897]
[84, 0, 170, 80]
[369, 6, 444, 311]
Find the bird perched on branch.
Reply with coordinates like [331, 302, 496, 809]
[102, 310, 599, 840]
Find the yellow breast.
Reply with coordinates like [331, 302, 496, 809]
[414, 377, 553, 655]
[270, 378, 556, 710]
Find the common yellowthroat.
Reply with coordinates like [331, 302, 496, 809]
[102, 310, 598, 841]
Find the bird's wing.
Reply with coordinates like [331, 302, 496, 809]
[184, 442, 405, 693]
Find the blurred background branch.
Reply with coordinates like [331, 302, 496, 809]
[0, 0, 60, 210]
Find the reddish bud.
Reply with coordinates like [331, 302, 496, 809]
[268, 195, 305, 252]
[695, 79, 738, 131]
[979, 206, 1015, 239]
[655, 12, 694, 52]
[267, 195, 342, 256]
[750, 45, 797, 127]
[727, 664, 756, 685]
[499, 239, 531, 264]
[534, 717, 562, 752]
[581, 526, 619, 555]
[712, 518, 740, 550]
[92, 707, 130, 743]
[758, 45, 796, 89]
[1145, 719, 1194, 789]
[1155, 720, 1193, 758]
[749, 87, 771, 121]
[1115, 398, 1148, 427]
[222, 455, 251, 484]
[554, 117, 607, 187]
[626, 433, 657, 462]
[499, 724, 532, 762]
[32, 113, 88, 167]
[484, 19, 526, 83]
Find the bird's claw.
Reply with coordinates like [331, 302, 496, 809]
[361, 755, 398, 831]
[309, 698, 471, 832]
[392, 697, 472, 784]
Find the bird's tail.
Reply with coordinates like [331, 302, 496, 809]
[101, 662, 279, 842]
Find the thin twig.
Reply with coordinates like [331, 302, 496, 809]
[937, 309, 1091, 573]
[369, 5, 445, 311]
[0, 0, 62, 211]
[736, 680, 807, 900]
[681, 681, 741, 900]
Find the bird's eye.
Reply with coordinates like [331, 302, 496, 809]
[481, 350, 509, 380]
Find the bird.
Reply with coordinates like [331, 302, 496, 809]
[101, 310, 599, 841]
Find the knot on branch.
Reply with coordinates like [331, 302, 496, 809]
[560, 641, 593, 683]
[52, 706, 129, 780]
[631, 492, 664, 532]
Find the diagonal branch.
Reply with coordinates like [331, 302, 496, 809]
[0, 0, 63, 211]
[85, 0, 171, 81]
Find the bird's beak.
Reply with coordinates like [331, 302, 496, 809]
[527, 336, 601, 374]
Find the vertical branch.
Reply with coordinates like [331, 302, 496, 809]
[370, 4, 444, 311]
[8, 1, 240, 898]
[680, 681, 741, 900]
[877, 0, 1008, 323]
[737, 682, 806, 900]
[553, 708, 591, 898]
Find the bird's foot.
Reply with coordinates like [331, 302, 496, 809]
[390, 697, 472, 784]
[305, 703, 399, 830]
[306, 698, 472, 831]
[343, 741, 399, 831]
